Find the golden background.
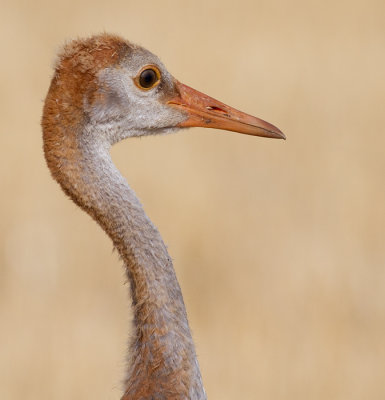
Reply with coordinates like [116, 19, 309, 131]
[1, 0, 384, 398]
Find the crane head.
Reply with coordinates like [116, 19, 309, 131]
[44, 34, 285, 146]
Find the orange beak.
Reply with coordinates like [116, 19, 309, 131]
[168, 81, 285, 140]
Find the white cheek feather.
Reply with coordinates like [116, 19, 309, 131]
[85, 67, 187, 145]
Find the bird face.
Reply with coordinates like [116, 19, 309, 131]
[55, 35, 284, 145]
[88, 46, 188, 142]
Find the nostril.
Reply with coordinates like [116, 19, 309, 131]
[206, 106, 228, 116]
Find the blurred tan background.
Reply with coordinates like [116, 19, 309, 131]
[1, 0, 384, 399]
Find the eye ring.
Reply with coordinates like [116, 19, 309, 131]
[134, 65, 161, 91]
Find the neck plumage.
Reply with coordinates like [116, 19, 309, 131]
[44, 122, 205, 399]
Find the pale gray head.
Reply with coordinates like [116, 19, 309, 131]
[87, 46, 186, 144]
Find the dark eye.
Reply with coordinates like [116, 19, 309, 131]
[137, 67, 160, 90]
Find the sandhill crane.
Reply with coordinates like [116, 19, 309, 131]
[42, 33, 285, 400]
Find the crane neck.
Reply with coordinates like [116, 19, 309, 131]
[44, 123, 205, 399]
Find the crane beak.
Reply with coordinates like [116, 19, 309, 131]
[167, 81, 285, 139]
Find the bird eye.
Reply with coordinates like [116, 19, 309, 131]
[135, 66, 161, 90]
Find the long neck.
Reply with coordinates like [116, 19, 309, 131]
[46, 130, 205, 399]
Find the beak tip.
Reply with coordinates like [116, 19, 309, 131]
[271, 125, 286, 140]
[267, 128, 286, 140]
